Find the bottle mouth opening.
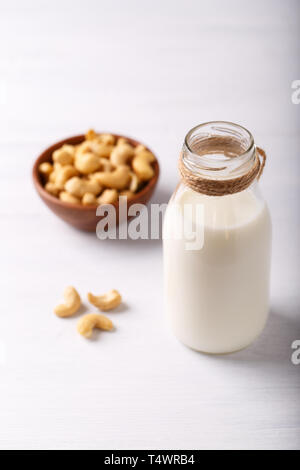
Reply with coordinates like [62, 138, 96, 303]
[183, 121, 255, 179]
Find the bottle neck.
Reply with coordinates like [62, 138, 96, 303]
[182, 121, 256, 181]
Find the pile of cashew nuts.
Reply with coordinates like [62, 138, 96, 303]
[54, 286, 122, 338]
[39, 129, 156, 205]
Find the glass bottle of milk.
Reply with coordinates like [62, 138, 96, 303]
[163, 122, 272, 354]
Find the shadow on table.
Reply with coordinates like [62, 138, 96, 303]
[210, 306, 300, 366]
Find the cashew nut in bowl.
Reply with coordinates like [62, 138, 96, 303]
[49, 172, 56, 183]
[134, 144, 147, 154]
[53, 145, 75, 165]
[65, 176, 101, 198]
[76, 140, 94, 156]
[49, 164, 61, 183]
[82, 192, 98, 206]
[93, 166, 130, 190]
[87, 143, 114, 159]
[110, 142, 134, 166]
[99, 158, 114, 172]
[77, 140, 110, 159]
[55, 164, 78, 189]
[77, 313, 114, 339]
[48, 162, 61, 184]
[37, 130, 157, 207]
[129, 171, 139, 192]
[97, 189, 118, 205]
[75, 152, 101, 174]
[54, 286, 81, 318]
[85, 129, 96, 140]
[132, 150, 155, 181]
[51, 162, 63, 175]
[59, 191, 80, 205]
[88, 157, 114, 173]
[117, 137, 128, 146]
[98, 134, 115, 146]
[45, 181, 60, 196]
[137, 149, 156, 162]
[86, 132, 115, 146]
[39, 162, 53, 178]
[87, 289, 122, 311]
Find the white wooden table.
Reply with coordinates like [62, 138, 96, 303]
[0, 0, 299, 450]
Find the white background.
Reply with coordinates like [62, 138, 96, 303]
[0, 0, 299, 450]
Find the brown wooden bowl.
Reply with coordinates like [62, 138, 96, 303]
[32, 133, 159, 232]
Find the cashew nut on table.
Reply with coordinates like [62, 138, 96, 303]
[54, 286, 123, 340]
[77, 313, 114, 338]
[87, 289, 122, 311]
[54, 286, 81, 318]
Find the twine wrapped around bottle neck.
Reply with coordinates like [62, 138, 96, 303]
[179, 146, 266, 196]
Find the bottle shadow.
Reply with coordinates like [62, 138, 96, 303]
[207, 306, 300, 366]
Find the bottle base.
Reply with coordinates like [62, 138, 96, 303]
[173, 331, 262, 355]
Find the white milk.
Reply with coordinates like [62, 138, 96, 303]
[163, 185, 272, 354]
